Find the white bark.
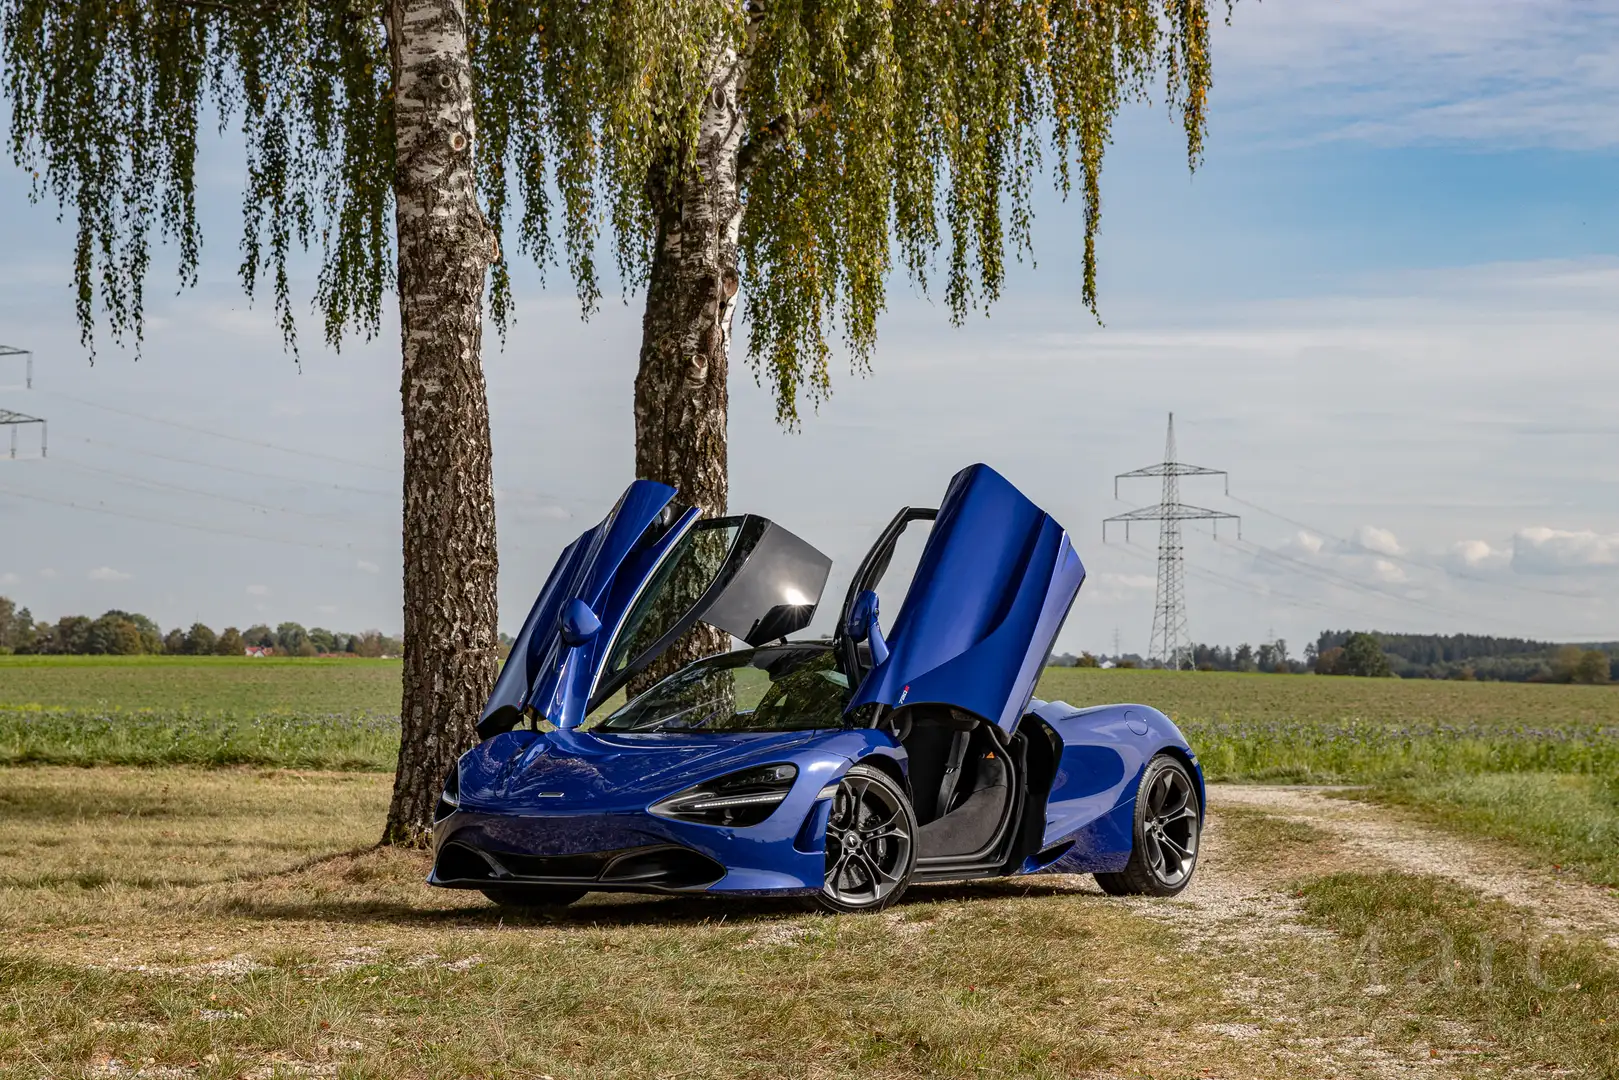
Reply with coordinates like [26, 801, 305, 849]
[383, 0, 501, 844]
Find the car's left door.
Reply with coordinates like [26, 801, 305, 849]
[480, 480, 833, 734]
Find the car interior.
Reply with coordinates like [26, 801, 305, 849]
[836, 506, 1028, 869]
[898, 706, 1016, 861]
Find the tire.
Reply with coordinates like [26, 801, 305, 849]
[1094, 753, 1201, 897]
[480, 886, 588, 910]
[815, 764, 917, 913]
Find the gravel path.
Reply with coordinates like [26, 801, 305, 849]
[1073, 784, 1619, 1078]
[1212, 784, 1619, 952]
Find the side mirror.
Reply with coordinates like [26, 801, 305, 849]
[845, 589, 889, 666]
[559, 598, 601, 648]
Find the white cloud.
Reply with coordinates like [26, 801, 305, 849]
[0, 571, 17, 586]
[38, 568, 57, 580]
[1291, 531, 1324, 556]
[1511, 527, 1619, 575]
[1216, 0, 1619, 150]
[356, 559, 380, 574]
[317, 604, 339, 615]
[1355, 526, 1402, 557]
[1448, 539, 1509, 573]
[1371, 559, 1407, 585]
[246, 584, 271, 596]
[88, 566, 132, 582]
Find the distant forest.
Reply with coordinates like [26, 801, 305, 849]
[1052, 630, 1617, 683]
[1313, 630, 1618, 683]
[0, 595, 402, 658]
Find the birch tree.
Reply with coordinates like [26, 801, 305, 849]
[2, 0, 1220, 840]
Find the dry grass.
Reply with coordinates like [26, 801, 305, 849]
[4, 764, 1615, 1078]
[0, 766, 1313, 1080]
[0, 767, 387, 891]
[1182, 806, 1619, 1078]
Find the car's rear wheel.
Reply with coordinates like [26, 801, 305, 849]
[480, 886, 588, 910]
[1094, 753, 1201, 897]
[816, 764, 917, 913]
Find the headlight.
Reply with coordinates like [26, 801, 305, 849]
[434, 763, 460, 821]
[649, 764, 798, 827]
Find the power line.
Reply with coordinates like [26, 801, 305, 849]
[0, 345, 33, 389]
[0, 482, 388, 554]
[1219, 534, 1481, 623]
[1226, 493, 1596, 602]
[51, 456, 371, 526]
[1115, 538, 1347, 617]
[73, 435, 397, 498]
[44, 389, 395, 473]
[0, 345, 45, 459]
[0, 408, 47, 459]
[1104, 413, 1239, 670]
[12, 455, 558, 555]
[44, 388, 585, 508]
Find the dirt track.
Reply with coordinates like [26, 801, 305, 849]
[1215, 785, 1619, 951]
[1070, 786, 1619, 1079]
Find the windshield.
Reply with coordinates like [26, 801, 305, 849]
[594, 645, 850, 734]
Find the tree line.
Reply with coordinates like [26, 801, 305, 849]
[1055, 629, 1618, 683]
[0, 596, 401, 658]
[1314, 629, 1617, 684]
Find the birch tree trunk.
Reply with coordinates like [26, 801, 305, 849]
[629, 42, 747, 692]
[382, 0, 502, 845]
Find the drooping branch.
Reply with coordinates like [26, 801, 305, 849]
[5, 0, 1220, 412]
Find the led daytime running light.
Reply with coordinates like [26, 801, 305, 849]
[678, 790, 790, 812]
[650, 763, 799, 825]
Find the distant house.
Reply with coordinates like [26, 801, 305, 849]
[243, 645, 271, 658]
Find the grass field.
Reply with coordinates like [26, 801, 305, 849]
[1037, 669, 1619, 887]
[2, 659, 1617, 1076]
[0, 657, 400, 770]
[2, 767, 1612, 1079]
[0, 656, 401, 713]
[0, 767, 1288, 1080]
[4, 656, 1619, 882]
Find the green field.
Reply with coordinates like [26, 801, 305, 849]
[0, 656, 400, 770]
[0, 655, 401, 713]
[1043, 668, 1619, 886]
[4, 656, 1619, 883]
[2, 659, 1617, 1076]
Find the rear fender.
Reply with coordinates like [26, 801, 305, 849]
[1023, 701, 1202, 873]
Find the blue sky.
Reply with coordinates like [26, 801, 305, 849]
[1, 0, 1617, 656]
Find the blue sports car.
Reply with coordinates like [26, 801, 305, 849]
[430, 463, 1203, 913]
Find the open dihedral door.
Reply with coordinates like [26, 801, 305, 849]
[847, 464, 1086, 732]
[480, 480, 832, 735]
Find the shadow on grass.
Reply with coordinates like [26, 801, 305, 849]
[210, 875, 1102, 929]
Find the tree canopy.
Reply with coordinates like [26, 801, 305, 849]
[5, 0, 1216, 421]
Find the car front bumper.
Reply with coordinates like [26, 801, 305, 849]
[429, 799, 835, 896]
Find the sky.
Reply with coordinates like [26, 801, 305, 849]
[1, 0, 1617, 658]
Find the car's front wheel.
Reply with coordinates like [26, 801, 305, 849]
[1095, 753, 1202, 897]
[815, 764, 917, 913]
[480, 886, 588, 910]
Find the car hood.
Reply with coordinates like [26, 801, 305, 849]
[460, 728, 830, 810]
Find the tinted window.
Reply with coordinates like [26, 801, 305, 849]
[595, 646, 851, 733]
[604, 520, 741, 678]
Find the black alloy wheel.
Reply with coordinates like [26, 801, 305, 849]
[1094, 753, 1201, 897]
[816, 764, 917, 913]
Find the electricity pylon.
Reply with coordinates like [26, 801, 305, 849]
[0, 346, 46, 459]
[1103, 413, 1237, 671]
